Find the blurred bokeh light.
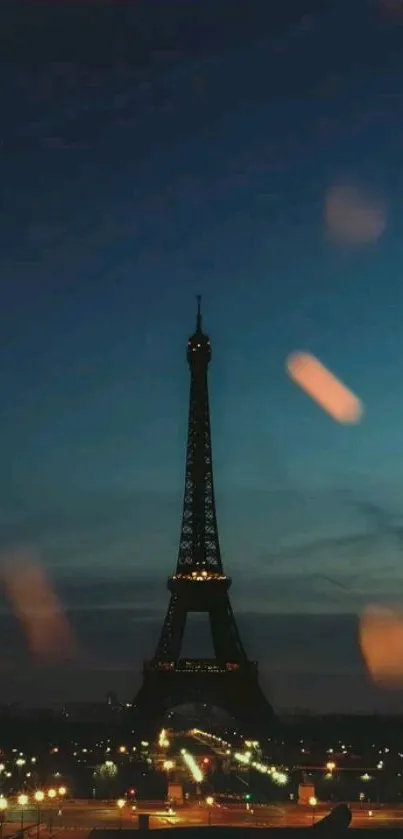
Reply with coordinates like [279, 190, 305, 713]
[1, 552, 76, 662]
[287, 352, 363, 424]
[325, 184, 386, 245]
[359, 605, 403, 687]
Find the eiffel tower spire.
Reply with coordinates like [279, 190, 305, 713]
[196, 293, 202, 331]
[178, 295, 221, 572]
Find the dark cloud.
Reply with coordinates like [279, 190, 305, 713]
[0, 1, 325, 158]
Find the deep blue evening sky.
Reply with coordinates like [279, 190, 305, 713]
[1, 0, 403, 711]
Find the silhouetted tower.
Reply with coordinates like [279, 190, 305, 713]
[133, 298, 273, 735]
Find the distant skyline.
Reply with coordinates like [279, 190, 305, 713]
[1, 1, 403, 711]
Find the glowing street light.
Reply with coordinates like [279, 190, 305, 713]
[206, 797, 214, 826]
[326, 761, 336, 773]
[117, 799, 125, 829]
[47, 788, 57, 833]
[34, 791, 44, 839]
[18, 794, 29, 833]
[58, 787, 66, 797]
[0, 797, 7, 839]
[309, 796, 317, 825]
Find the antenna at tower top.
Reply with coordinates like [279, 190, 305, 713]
[196, 294, 202, 332]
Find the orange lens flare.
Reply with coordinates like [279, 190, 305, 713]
[325, 184, 386, 245]
[2, 553, 76, 662]
[359, 606, 403, 687]
[287, 352, 363, 424]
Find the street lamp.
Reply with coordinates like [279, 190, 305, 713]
[163, 759, 174, 797]
[18, 794, 29, 833]
[47, 788, 56, 833]
[309, 796, 317, 825]
[117, 799, 125, 829]
[57, 787, 66, 817]
[0, 797, 7, 839]
[205, 796, 214, 826]
[34, 791, 44, 839]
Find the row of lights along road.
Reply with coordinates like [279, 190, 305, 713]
[0, 787, 66, 838]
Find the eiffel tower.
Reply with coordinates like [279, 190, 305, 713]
[132, 298, 273, 736]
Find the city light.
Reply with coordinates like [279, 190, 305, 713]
[181, 750, 203, 783]
[163, 760, 175, 771]
[193, 728, 289, 788]
[0, 724, 395, 828]
[234, 752, 250, 765]
[158, 729, 170, 749]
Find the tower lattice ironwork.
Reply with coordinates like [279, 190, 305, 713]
[133, 298, 273, 736]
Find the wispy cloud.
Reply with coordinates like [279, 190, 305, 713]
[1, 486, 402, 613]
